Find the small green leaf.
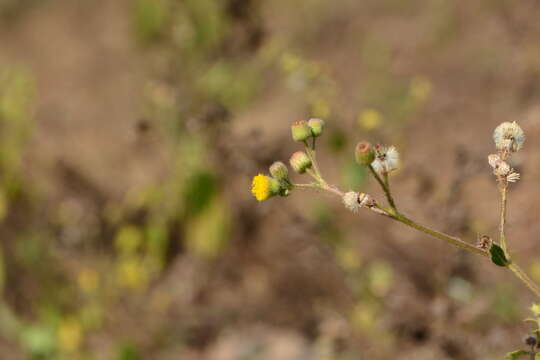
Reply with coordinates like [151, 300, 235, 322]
[490, 243, 510, 267]
[505, 349, 529, 360]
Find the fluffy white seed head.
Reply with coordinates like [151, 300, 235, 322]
[493, 121, 525, 152]
[371, 145, 400, 175]
[343, 192, 360, 212]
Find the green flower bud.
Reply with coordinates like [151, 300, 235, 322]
[289, 151, 312, 174]
[269, 161, 289, 181]
[291, 120, 312, 142]
[355, 141, 375, 166]
[308, 118, 325, 137]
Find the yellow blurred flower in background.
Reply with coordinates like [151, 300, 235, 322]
[57, 318, 82, 353]
[357, 109, 382, 130]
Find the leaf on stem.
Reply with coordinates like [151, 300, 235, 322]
[505, 349, 529, 359]
[490, 243, 510, 267]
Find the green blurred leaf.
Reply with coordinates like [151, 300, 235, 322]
[20, 325, 56, 357]
[117, 342, 140, 360]
[342, 160, 367, 190]
[505, 350, 529, 360]
[183, 171, 217, 217]
[490, 243, 510, 267]
[133, 0, 167, 43]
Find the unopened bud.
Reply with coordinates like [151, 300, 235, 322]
[355, 141, 375, 166]
[289, 151, 312, 173]
[308, 118, 325, 137]
[291, 120, 312, 142]
[269, 161, 289, 181]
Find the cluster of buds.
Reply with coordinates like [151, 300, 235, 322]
[251, 118, 325, 201]
[489, 121, 524, 183]
[291, 118, 325, 142]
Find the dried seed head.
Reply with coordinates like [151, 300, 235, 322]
[289, 151, 312, 174]
[493, 160, 511, 177]
[507, 172, 520, 183]
[493, 121, 525, 152]
[358, 193, 375, 207]
[291, 120, 312, 142]
[355, 141, 375, 166]
[476, 235, 492, 250]
[343, 191, 361, 212]
[488, 154, 501, 168]
[269, 161, 289, 181]
[371, 145, 400, 175]
[308, 118, 325, 137]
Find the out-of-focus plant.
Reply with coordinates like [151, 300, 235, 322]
[251, 119, 540, 356]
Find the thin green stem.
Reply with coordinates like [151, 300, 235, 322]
[509, 263, 540, 298]
[391, 212, 488, 256]
[368, 165, 396, 210]
[383, 172, 397, 210]
[302, 181, 540, 299]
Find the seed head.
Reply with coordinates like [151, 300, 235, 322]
[507, 172, 520, 183]
[493, 121, 525, 153]
[289, 151, 312, 174]
[307, 118, 325, 137]
[371, 145, 400, 175]
[343, 191, 360, 212]
[358, 193, 375, 207]
[291, 120, 312, 142]
[493, 160, 511, 177]
[355, 141, 375, 166]
[269, 161, 289, 181]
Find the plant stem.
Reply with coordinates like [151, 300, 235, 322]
[499, 183, 508, 255]
[509, 263, 540, 298]
[304, 141, 325, 184]
[391, 212, 488, 256]
[368, 165, 397, 210]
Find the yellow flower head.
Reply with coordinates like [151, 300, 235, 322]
[251, 174, 275, 201]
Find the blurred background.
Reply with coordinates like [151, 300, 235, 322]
[2, 0, 540, 359]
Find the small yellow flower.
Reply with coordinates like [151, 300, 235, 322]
[251, 174, 272, 201]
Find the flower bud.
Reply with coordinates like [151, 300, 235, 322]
[289, 151, 312, 173]
[308, 118, 325, 137]
[355, 141, 375, 166]
[291, 120, 312, 142]
[269, 161, 289, 181]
